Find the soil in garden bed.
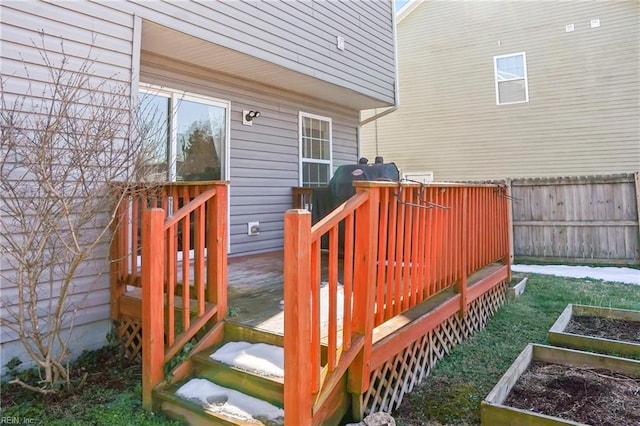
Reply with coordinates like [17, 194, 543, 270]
[504, 362, 640, 426]
[565, 315, 640, 343]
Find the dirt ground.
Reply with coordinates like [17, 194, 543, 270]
[565, 315, 640, 343]
[505, 362, 640, 426]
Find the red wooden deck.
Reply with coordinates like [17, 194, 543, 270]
[111, 180, 513, 423]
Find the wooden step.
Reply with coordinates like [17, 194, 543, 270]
[156, 380, 284, 426]
[192, 347, 284, 408]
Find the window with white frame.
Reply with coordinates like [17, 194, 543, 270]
[299, 112, 332, 187]
[494, 53, 529, 105]
[138, 84, 230, 182]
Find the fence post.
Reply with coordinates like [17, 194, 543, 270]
[504, 179, 514, 274]
[458, 187, 469, 316]
[284, 209, 313, 426]
[348, 184, 380, 418]
[141, 208, 165, 410]
[207, 183, 228, 322]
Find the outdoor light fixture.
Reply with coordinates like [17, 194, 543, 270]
[243, 110, 261, 125]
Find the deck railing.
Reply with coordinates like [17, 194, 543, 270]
[111, 181, 228, 408]
[292, 186, 315, 210]
[283, 181, 510, 424]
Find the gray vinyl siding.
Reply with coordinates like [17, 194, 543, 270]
[0, 0, 373, 368]
[362, 1, 639, 181]
[0, 1, 135, 369]
[114, 0, 395, 104]
[141, 53, 358, 256]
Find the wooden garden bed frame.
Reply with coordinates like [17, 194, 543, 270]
[548, 304, 640, 357]
[482, 343, 640, 425]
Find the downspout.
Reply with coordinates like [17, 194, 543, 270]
[357, 1, 400, 158]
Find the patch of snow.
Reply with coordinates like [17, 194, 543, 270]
[211, 342, 284, 378]
[512, 264, 640, 285]
[176, 378, 284, 424]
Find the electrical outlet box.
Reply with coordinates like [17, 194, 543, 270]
[248, 221, 260, 236]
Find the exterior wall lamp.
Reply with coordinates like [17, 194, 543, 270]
[242, 110, 261, 126]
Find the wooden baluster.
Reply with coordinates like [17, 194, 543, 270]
[393, 185, 405, 315]
[402, 187, 413, 311]
[425, 187, 434, 299]
[375, 188, 388, 325]
[195, 204, 205, 316]
[311, 239, 321, 392]
[328, 226, 338, 371]
[166, 225, 176, 347]
[141, 208, 165, 409]
[284, 209, 313, 426]
[384, 187, 397, 320]
[343, 213, 354, 351]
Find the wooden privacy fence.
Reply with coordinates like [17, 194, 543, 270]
[284, 181, 511, 424]
[509, 173, 640, 265]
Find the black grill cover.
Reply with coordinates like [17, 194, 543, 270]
[328, 163, 399, 206]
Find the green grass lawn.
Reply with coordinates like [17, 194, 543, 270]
[393, 273, 640, 426]
[1, 273, 638, 425]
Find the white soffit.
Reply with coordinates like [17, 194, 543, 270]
[140, 21, 388, 110]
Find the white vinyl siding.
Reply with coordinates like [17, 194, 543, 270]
[494, 52, 529, 105]
[299, 112, 333, 187]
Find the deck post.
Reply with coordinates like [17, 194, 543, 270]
[141, 208, 165, 410]
[110, 197, 125, 321]
[348, 184, 380, 410]
[207, 183, 228, 322]
[284, 209, 313, 426]
[458, 187, 469, 316]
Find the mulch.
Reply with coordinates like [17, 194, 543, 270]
[565, 315, 640, 343]
[504, 362, 640, 426]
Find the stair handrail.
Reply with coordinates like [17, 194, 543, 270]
[140, 182, 228, 409]
[284, 183, 380, 425]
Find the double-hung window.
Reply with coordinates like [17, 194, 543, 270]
[299, 112, 332, 187]
[494, 52, 529, 105]
[138, 84, 230, 182]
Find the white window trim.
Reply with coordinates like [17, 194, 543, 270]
[298, 111, 333, 186]
[493, 52, 529, 105]
[138, 83, 231, 254]
[138, 83, 231, 182]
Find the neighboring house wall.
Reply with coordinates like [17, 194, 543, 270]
[0, 0, 396, 372]
[362, 1, 639, 181]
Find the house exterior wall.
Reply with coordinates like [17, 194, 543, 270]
[0, 0, 395, 372]
[362, 1, 640, 181]
[140, 53, 359, 255]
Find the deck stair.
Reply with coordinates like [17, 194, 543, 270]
[155, 324, 287, 425]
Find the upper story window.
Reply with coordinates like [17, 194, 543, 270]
[299, 112, 332, 187]
[138, 84, 229, 182]
[494, 52, 529, 105]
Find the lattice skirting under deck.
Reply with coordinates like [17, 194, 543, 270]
[359, 280, 508, 416]
[116, 316, 143, 361]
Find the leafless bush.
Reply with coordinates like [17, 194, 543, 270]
[0, 34, 161, 392]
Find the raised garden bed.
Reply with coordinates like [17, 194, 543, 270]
[507, 274, 527, 299]
[548, 304, 640, 358]
[481, 343, 640, 425]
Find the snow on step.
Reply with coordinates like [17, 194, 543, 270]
[176, 378, 284, 425]
[210, 341, 284, 378]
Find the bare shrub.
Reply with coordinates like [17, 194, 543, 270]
[0, 33, 161, 392]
